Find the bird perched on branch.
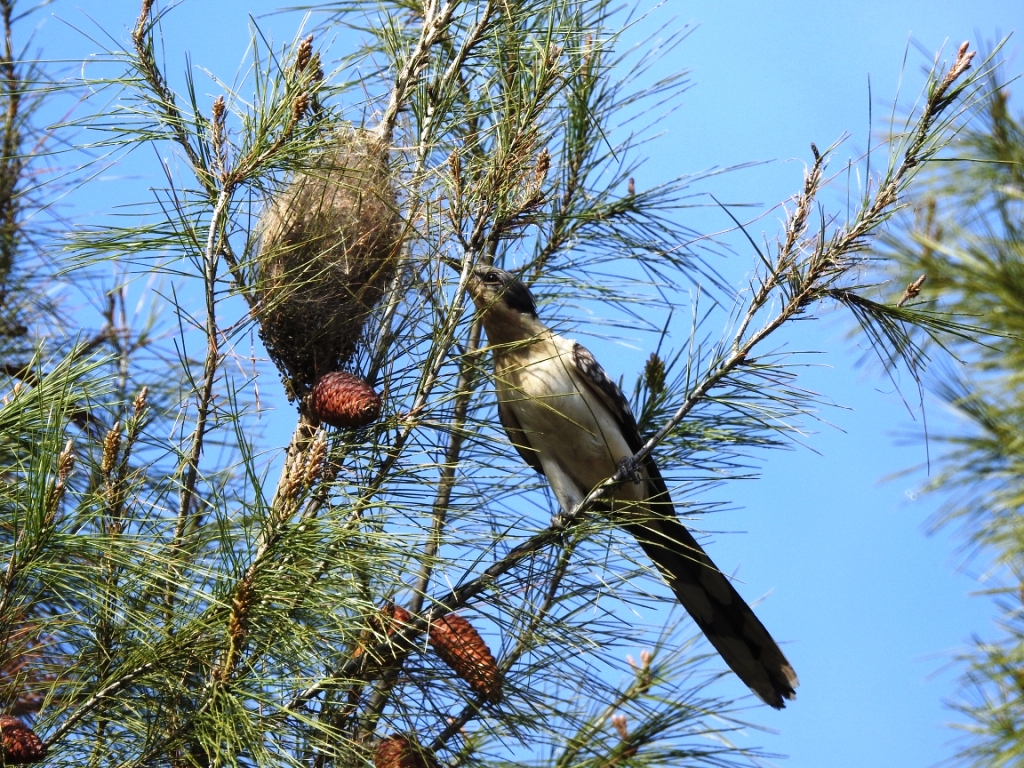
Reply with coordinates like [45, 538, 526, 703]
[460, 264, 798, 709]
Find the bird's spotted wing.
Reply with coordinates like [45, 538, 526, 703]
[570, 340, 671, 510]
[570, 342, 643, 454]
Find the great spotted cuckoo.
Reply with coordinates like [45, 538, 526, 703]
[461, 265, 798, 708]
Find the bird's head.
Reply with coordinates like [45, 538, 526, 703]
[464, 266, 537, 318]
[444, 261, 541, 344]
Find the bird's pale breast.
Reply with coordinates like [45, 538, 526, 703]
[495, 336, 644, 502]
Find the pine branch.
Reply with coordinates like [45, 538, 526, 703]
[284, 38, 983, 721]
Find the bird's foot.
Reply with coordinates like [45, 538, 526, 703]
[617, 456, 642, 485]
[550, 511, 570, 530]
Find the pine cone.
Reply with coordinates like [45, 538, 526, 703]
[353, 604, 412, 665]
[374, 733, 439, 768]
[385, 604, 411, 630]
[0, 716, 46, 764]
[429, 614, 502, 704]
[308, 372, 381, 428]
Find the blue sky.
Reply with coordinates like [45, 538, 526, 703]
[624, 3, 1020, 765]
[622, 3, 1022, 765]
[29, 1, 1024, 765]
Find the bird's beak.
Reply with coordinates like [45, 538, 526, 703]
[443, 257, 484, 300]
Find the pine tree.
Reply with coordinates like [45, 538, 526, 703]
[0, 1, 991, 765]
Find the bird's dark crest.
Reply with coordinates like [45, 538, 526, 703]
[503, 279, 537, 317]
[475, 266, 537, 317]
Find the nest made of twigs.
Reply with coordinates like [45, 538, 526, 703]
[256, 128, 401, 400]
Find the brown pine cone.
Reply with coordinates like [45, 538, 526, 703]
[428, 613, 502, 704]
[308, 372, 381, 428]
[384, 604, 411, 629]
[374, 733, 439, 768]
[353, 604, 412, 664]
[0, 716, 46, 764]
[371, 603, 411, 641]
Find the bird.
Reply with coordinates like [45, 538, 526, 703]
[459, 264, 798, 709]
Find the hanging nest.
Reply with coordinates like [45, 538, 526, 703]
[256, 128, 402, 400]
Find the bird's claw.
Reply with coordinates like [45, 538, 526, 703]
[550, 511, 570, 530]
[618, 456, 642, 484]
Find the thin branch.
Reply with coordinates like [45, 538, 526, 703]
[429, 539, 577, 753]
[374, 0, 459, 144]
[174, 189, 230, 533]
[44, 661, 158, 747]
[130, 0, 213, 195]
[359, 317, 485, 736]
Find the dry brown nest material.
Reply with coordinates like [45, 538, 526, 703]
[256, 128, 402, 400]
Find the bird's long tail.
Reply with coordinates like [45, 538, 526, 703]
[620, 463, 798, 709]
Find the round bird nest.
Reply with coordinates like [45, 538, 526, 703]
[256, 128, 401, 400]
